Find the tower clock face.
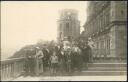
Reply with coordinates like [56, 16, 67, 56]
[67, 12, 71, 19]
[67, 12, 71, 15]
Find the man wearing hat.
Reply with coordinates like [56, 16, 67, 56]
[25, 48, 36, 76]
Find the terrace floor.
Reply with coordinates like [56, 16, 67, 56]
[12, 75, 127, 81]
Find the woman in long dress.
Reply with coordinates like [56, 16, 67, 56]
[35, 47, 44, 76]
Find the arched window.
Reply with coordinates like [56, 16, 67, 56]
[66, 23, 69, 28]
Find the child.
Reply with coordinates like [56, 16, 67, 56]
[50, 51, 59, 74]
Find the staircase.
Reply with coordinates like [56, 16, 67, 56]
[76, 63, 127, 76]
[36, 62, 127, 76]
[12, 62, 127, 81]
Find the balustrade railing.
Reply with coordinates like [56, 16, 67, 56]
[0, 57, 25, 81]
[0, 49, 126, 81]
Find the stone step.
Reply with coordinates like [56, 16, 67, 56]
[92, 60, 127, 63]
[19, 71, 127, 77]
[72, 71, 127, 76]
[87, 63, 127, 67]
[85, 67, 127, 71]
[37, 71, 127, 76]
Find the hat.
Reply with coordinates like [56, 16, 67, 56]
[36, 47, 40, 49]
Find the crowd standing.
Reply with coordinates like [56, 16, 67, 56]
[23, 40, 92, 76]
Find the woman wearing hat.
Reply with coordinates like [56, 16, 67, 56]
[35, 47, 44, 76]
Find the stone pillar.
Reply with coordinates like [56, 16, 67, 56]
[115, 25, 127, 59]
[110, 26, 116, 58]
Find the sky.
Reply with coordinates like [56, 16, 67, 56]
[1, 1, 88, 60]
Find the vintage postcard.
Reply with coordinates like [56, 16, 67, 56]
[1, 1, 127, 81]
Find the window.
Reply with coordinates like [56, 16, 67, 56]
[102, 15, 104, 29]
[102, 41, 104, 49]
[66, 23, 69, 28]
[98, 18, 100, 32]
[107, 13, 110, 25]
[66, 23, 69, 34]
[94, 21, 96, 33]
[90, 23, 92, 34]
[106, 7, 110, 25]
[97, 16, 100, 32]
[104, 14, 106, 26]
[100, 17, 102, 31]
[96, 17, 98, 32]
[107, 38, 110, 55]
[101, 15, 103, 30]
[106, 14, 108, 25]
[105, 39, 107, 55]
[97, 42, 99, 49]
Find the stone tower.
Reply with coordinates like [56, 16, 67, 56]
[57, 9, 80, 42]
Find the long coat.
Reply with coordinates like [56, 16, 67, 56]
[80, 46, 87, 63]
[42, 48, 50, 67]
[25, 49, 36, 74]
[86, 45, 92, 63]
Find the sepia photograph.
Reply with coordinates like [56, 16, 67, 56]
[0, 1, 127, 81]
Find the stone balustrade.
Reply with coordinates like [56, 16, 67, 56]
[0, 57, 25, 81]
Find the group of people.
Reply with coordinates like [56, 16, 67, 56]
[24, 40, 92, 76]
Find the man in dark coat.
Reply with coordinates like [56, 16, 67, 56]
[42, 45, 50, 72]
[25, 48, 36, 76]
[86, 44, 92, 63]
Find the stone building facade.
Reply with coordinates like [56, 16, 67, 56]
[57, 9, 80, 42]
[83, 1, 127, 59]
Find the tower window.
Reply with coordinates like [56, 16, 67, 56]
[66, 23, 69, 29]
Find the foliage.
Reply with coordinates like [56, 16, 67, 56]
[9, 40, 56, 59]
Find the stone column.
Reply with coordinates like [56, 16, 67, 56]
[110, 26, 116, 58]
